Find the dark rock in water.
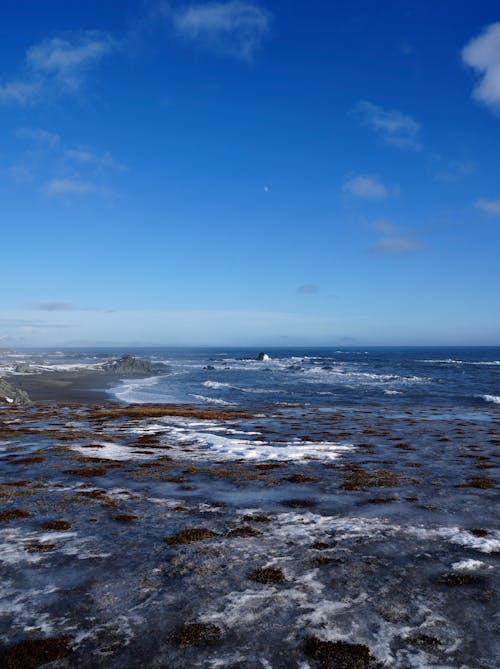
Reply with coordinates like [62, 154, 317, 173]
[174, 622, 222, 648]
[249, 566, 285, 584]
[205, 365, 216, 370]
[0, 636, 74, 667]
[0, 378, 31, 405]
[14, 362, 31, 373]
[102, 355, 159, 377]
[303, 636, 374, 668]
[256, 352, 270, 361]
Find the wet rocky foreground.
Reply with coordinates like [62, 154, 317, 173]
[0, 402, 498, 668]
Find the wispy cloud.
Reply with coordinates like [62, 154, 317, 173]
[353, 100, 421, 151]
[0, 30, 118, 105]
[0, 80, 42, 105]
[462, 22, 500, 114]
[342, 175, 390, 200]
[433, 160, 476, 183]
[27, 302, 106, 312]
[171, 1, 271, 61]
[0, 317, 74, 329]
[370, 237, 424, 254]
[16, 127, 60, 148]
[64, 147, 126, 171]
[297, 284, 320, 295]
[10, 129, 123, 198]
[370, 220, 425, 254]
[475, 198, 500, 217]
[44, 178, 111, 197]
[28, 302, 75, 311]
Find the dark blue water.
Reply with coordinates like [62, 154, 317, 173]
[99, 346, 500, 410]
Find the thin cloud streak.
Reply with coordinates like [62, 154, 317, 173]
[370, 236, 425, 254]
[353, 100, 422, 151]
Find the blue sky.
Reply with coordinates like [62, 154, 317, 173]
[1, 1, 499, 346]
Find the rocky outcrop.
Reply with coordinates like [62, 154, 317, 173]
[256, 352, 270, 361]
[0, 378, 31, 405]
[14, 362, 32, 374]
[102, 355, 159, 377]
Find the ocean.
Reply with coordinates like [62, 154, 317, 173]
[0, 346, 498, 667]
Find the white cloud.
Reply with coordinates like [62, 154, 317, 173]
[0, 30, 118, 105]
[462, 22, 500, 113]
[26, 31, 117, 90]
[343, 175, 389, 200]
[172, 1, 271, 60]
[475, 198, 500, 217]
[44, 178, 110, 197]
[353, 100, 421, 151]
[370, 236, 424, 254]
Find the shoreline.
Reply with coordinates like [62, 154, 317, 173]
[9, 370, 122, 404]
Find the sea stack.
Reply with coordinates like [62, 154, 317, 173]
[102, 355, 159, 376]
[256, 352, 270, 361]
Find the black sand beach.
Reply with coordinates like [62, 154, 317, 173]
[11, 371, 120, 404]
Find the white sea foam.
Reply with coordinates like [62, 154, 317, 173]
[70, 441, 162, 461]
[111, 375, 168, 403]
[481, 394, 500, 404]
[203, 380, 233, 390]
[166, 429, 353, 462]
[0, 528, 77, 565]
[451, 559, 485, 571]
[189, 394, 234, 406]
[248, 511, 500, 555]
[419, 358, 500, 366]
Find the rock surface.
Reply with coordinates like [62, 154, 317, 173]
[256, 352, 270, 361]
[102, 355, 159, 377]
[14, 362, 32, 373]
[0, 378, 31, 405]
